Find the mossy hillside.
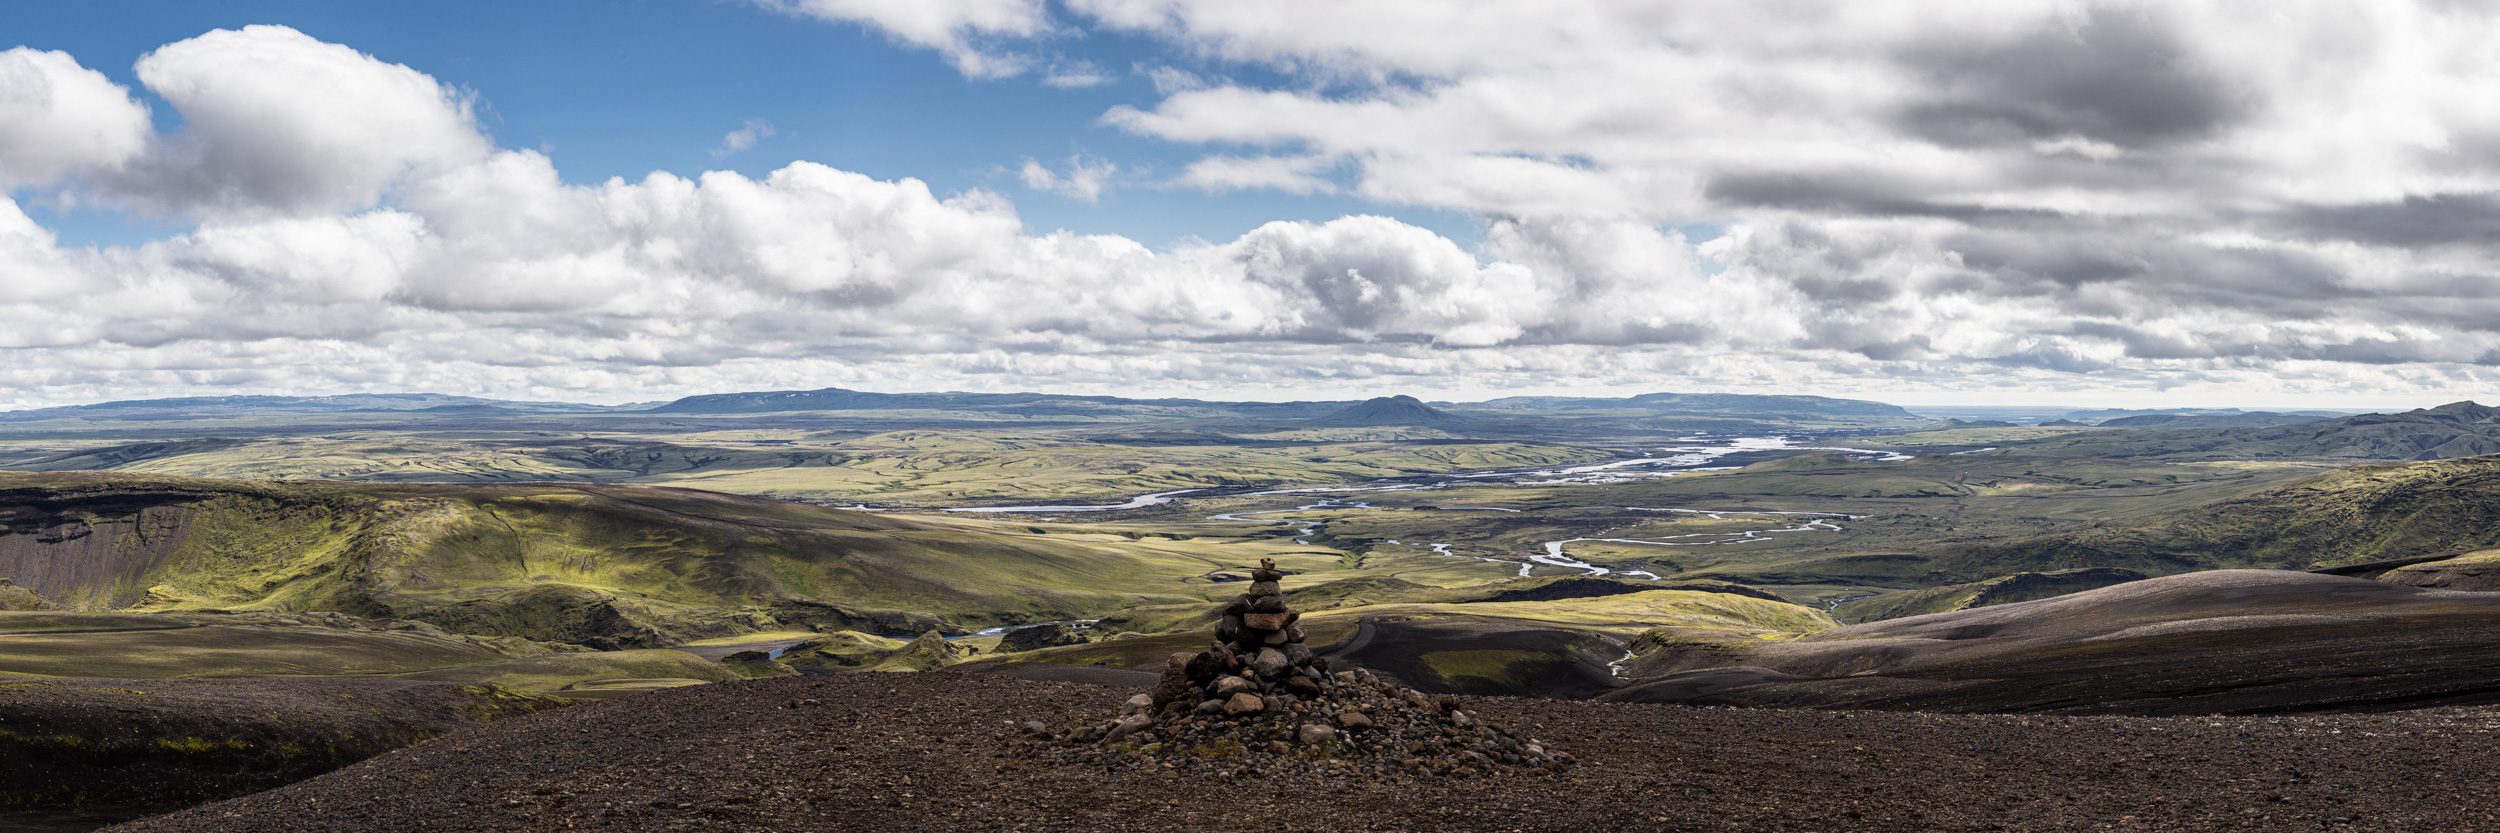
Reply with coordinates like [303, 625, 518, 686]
[2000, 401, 2500, 462]
[772, 630, 911, 670]
[0, 473, 1345, 646]
[1936, 456, 2500, 577]
[1305, 589, 1838, 640]
[397, 649, 754, 699]
[0, 610, 550, 679]
[0, 580, 48, 610]
[2379, 548, 2500, 590]
[1418, 648, 1556, 690]
[1831, 568, 2149, 623]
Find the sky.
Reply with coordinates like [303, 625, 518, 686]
[6, 1, 2500, 410]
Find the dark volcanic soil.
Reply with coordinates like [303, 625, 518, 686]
[1, 677, 556, 827]
[1613, 571, 2500, 715]
[112, 671, 2500, 832]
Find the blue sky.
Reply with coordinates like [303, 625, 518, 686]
[9, 0, 1478, 250]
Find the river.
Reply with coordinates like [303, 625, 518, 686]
[935, 435, 1896, 581]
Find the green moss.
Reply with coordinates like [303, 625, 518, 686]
[1419, 649, 1545, 689]
[0, 728, 90, 750]
[154, 736, 250, 754]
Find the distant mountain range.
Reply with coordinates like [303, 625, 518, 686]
[2, 387, 1924, 427]
[644, 387, 1336, 419]
[0, 393, 609, 422]
[1471, 392, 1917, 420]
[2023, 401, 2500, 460]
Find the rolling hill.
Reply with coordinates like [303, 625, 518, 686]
[2093, 412, 2324, 428]
[1930, 454, 2500, 579]
[2019, 400, 2500, 460]
[1829, 567, 2147, 622]
[1609, 570, 2500, 714]
[0, 473, 1304, 648]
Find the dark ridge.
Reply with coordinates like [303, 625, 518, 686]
[1309, 395, 1455, 427]
[645, 386, 1343, 419]
[2096, 412, 2323, 428]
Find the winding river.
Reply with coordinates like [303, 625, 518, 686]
[938, 435, 1896, 581]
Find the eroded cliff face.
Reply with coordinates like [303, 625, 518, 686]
[0, 477, 380, 612]
[0, 488, 200, 608]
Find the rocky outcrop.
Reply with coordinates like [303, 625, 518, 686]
[994, 622, 1088, 653]
[2378, 550, 2500, 591]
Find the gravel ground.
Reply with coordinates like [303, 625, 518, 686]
[113, 671, 2500, 833]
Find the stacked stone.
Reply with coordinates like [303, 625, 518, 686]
[1155, 557, 1332, 717]
[1040, 557, 1572, 778]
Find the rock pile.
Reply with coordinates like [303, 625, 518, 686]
[1033, 559, 1570, 779]
[995, 621, 1089, 653]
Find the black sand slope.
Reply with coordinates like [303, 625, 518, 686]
[1612, 570, 2500, 714]
[108, 672, 2500, 833]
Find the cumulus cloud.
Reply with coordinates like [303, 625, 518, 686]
[118, 25, 489, 218]
[0, 47, 151, 188]
[1051, 0, 2500, 398]
[15, 11, 2500, 407]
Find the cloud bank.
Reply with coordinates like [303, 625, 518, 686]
[9, 7, 2500, 408]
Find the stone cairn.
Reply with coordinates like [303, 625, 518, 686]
[1032, 558, 1572, 778]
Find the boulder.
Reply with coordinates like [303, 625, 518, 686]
[1102, 713, 1153, 743]
[1222, 692, 1265, 716]
[1252, 648, 1290, 678]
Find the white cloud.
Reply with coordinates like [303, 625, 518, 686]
[1174, 154, 1335, 195]
[713, 119, 776, 157]
[14, 14, 2500, 407]
[0, 47, 151, 188]
[1040, 61, 1115, 89]
[758, 0, 1051, 79]
[1017, 154, 1117, 202]
[119, 25, 489, 218]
